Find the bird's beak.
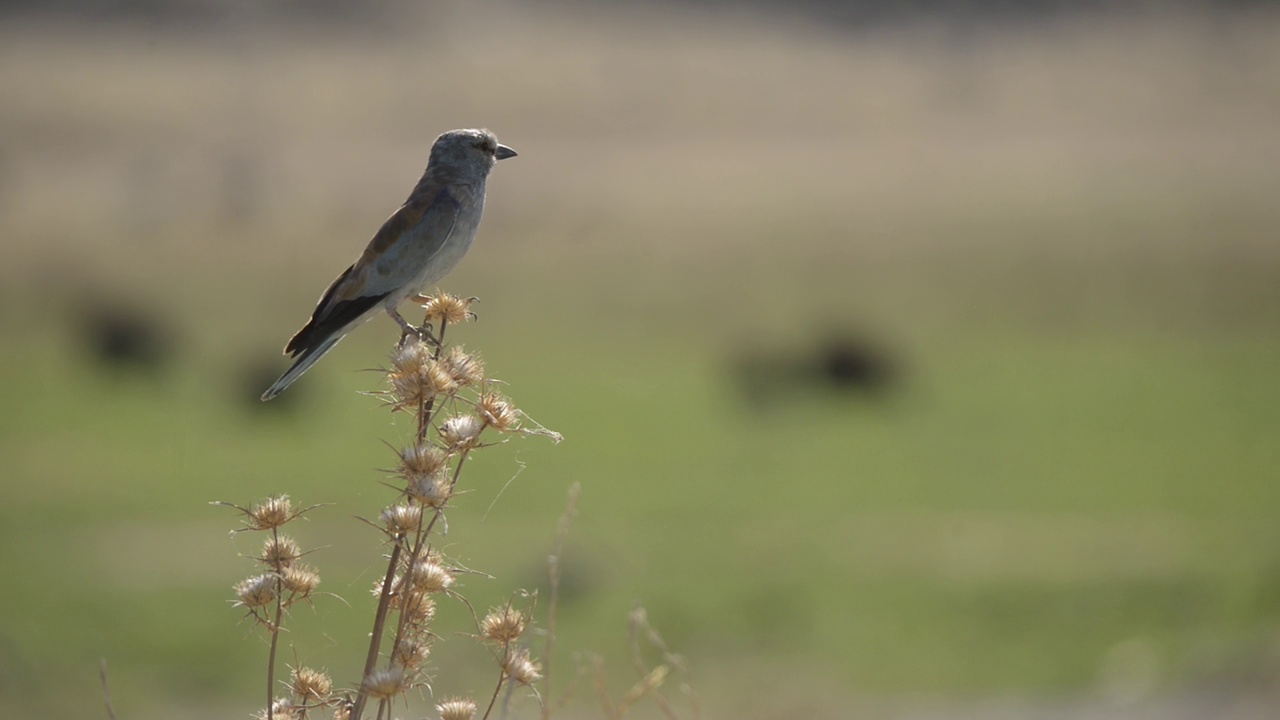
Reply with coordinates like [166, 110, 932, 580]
[495, 144, 518, 160]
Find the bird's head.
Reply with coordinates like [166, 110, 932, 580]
[427, 128, 517, 180]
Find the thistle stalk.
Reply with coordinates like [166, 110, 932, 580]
[227, 291, 561, 720]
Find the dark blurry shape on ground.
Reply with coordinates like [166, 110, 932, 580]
[80, 303, 173, 375]
[516, 549, 599, 609]
[731, 332, 899, 408]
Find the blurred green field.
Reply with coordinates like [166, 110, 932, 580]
[2, 5, 1279, 718]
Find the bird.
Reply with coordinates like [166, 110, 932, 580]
[261, 128, 517, 401]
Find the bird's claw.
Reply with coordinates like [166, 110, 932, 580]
[419, 325, 441, 346]
[398, 325, 441, 348]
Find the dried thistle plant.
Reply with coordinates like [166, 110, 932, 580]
[224, 291, 562, 720]
[586, 605, 701, 720]
[220, 291, 695, 720]
[352, 291, 560, 720]
[218, 496, 330, 719]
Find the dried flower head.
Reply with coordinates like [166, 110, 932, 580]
[420, 291, 474, 325]
[362, 664, 412, 700]
[380, 576, 438, 623]
[477, 392, 521, 433]
[379, 503, 423, 536]
[256, 698, 299, 720]
[406, 470, 452, 508]
[247, 495, 292, 530]
[440, 414, 485, 450]
[281, 565, 320, 598]
[331, 702, 352, 720]
[387, 343, 460, 407]
[388, 367, 435, 408]
[442, 346, 485, 387]
[401, 443, 448, 479]
[390, 341, 433, 377]
[409, 559, 455, 594]
[394, 636, 432, 668]
[481, 606, 527, 644]
[261, 535, 302, 570]
[291, 666, 333, 703]
[234, 574, 277, 609]
[424, 359, 460, 395]
[436, 697, 478, 720]
[502, 648, 542, 685]
[402, 592, 438, 625]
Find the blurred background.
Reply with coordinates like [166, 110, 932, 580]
[2, 0, 1279, 717]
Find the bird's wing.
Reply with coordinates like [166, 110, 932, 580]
[360, 187, 461, 286]
[283, 188, 460, 357]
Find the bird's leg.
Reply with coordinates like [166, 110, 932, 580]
[389, 308, 420, 347]
[388, 307, 439, 347]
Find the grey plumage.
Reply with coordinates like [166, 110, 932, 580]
[261, 128, 516, 401]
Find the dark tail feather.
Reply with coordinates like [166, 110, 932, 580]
[261, 333, 346, 401]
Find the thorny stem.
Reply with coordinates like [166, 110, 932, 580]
[267, 526, 284, 720]
[480, 645, 510, 720]
[386, 442, 480, 670]
[416, 319, 449, 445]
[350, 542, 403, 720]
[354, 316, 450, 720]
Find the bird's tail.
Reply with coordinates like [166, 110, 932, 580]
[260, 333, 347, 401]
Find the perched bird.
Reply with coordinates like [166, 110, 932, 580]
[261, 128, 516, 401]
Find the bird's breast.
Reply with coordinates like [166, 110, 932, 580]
[410, 192, 485, 289]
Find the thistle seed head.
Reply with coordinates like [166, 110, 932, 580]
[420, 291, 474, 325]
[436, 697, 478, 720]
[502, 648, 541, 685]
[440, 414, 485, 450]
[394, 636, 432, 668]
[247, 496, 292, 530]
[388, 368, 435, 408]
[381, 578, 438, 624]
[387, 343, 459, 407]
[406, 470, 452, 508]
[362, 664, 412, 700]
[390, 341, 433, 376]
[234, 574, 277, 609]
[480, 606, 527, 644]
[477, 393, 521, 433]
[261, 535, 301, 570]
[256, 698, 299, 720]
[442, 346, 485, 387]
[409, 559, 455, 594]
[290, 666, 333, 703]
[281, 565, 320, 599]
[401, 444, 448, 479]
[380, 503, 423, 536]
[424, 360, 460, 396]
[403, 592, 438, 625]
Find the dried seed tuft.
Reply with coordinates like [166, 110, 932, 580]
[481, 606, 526, 644]
[437, 697, 478, 720]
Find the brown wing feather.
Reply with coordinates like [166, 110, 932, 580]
[282, 191, 433, 358]
[361, 195, 429, 260]
[284, 264, 387, 357]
